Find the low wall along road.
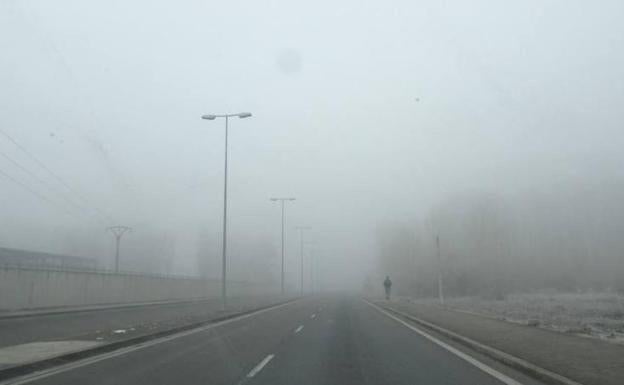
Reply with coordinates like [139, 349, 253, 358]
[0, 266, 274, 310]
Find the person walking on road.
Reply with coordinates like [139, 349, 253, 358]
[383, 276, 393, 300]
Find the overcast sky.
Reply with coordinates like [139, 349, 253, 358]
[1, 0, 623, 289]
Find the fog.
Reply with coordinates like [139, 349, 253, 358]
[1, 0, 623, 295]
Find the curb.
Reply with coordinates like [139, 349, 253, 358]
[0, 298, 299, 382]
[375, 302, 583, 385]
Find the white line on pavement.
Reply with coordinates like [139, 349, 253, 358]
[364, 300, 523, 385]
[246, 354, 274, 378]
[1, 301, 297, 385]
[294, 325, 304, 334]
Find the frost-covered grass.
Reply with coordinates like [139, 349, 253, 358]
[411, 292, 624, 343]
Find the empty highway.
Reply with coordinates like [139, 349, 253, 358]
[2, 296, 546, 385]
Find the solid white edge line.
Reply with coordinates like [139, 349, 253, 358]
[2, 300, 297, 385]
[364, 300, 523, 385]
[294, 325, 304, 333]
[246, 354, 274, 378]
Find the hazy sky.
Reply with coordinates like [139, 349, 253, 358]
[1, 0, 623, 289]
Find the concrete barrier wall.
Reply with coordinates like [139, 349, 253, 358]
[0, 266, 276, 310]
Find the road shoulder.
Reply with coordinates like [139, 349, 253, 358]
[375, 298, 624, 385]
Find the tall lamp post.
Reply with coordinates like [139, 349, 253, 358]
[270, 197, 296, 295]
[436, 235, 445, 305]
[295, 226, 311, 296]
[201, 112, 252, 309]
[106, 226, 132, 273]
[304, 241, 316, 293]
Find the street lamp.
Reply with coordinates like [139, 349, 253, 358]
[436, 235, 445, 305]
[295, 226, 311, 296]
[270, 197, 296, 295]
[201, 112, 252, 309]
[304, 241, 316, 293]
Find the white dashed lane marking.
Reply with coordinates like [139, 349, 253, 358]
[246, 354, 275, 378]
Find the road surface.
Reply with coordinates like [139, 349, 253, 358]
[0, 296, 284, 349]
[3, 296, 546, 385]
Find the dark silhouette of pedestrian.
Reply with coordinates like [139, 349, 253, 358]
[383, 276, 392, 300]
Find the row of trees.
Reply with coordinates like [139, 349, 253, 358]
[376, 184, 624, 298]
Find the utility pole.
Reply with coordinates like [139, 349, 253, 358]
[295, 226, 311, 297]
[201, 112, 252, 309]
[107, 226, 132, 273]
[436, 235, 444, 305]
[270, 197, 296, 295]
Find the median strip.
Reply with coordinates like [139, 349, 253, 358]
[0, 298, 298, 383]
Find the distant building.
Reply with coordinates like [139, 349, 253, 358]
[0, 247, 97, 270]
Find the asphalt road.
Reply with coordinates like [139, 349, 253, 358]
[0, 296, 284, 348]
[4, 296, 547, 385]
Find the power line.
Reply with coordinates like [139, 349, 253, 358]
[0, 167, 77, 218]
[0, 149, 89, 216]
[0, 129, 85, 198]
[5, 8, 115, 224]
[0, 129, 113, 224]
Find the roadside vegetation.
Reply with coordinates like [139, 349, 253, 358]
[410, 292, 624, 343]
